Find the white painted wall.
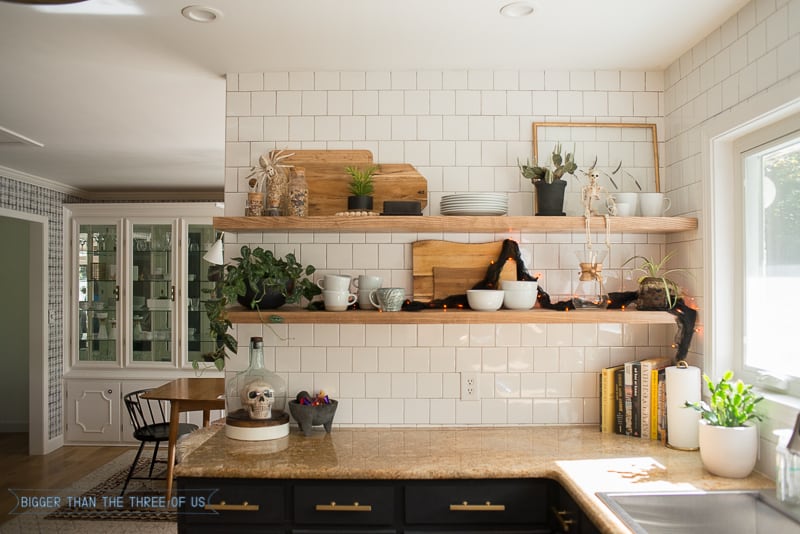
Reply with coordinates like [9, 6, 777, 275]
[0, 216, 30, 432]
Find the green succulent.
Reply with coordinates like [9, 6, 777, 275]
[684, 370, 763, 427]
[518, 143, 578, 184]
[345, 165, 378, 196]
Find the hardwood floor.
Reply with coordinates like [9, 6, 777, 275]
[0, 433, 134, 525]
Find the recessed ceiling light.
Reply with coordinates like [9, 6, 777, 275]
[500, 1, 534, 18]
[181, 5, 222, 23]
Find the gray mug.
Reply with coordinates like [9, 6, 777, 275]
[368, 287, 406, 312]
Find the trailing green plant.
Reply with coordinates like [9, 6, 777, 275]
[622, 250, 689, 309]
[518, 143, 578, 184]
[684, 370, 764, 427]
[197, 246, 321, 371]
[345, 165, 378, 196]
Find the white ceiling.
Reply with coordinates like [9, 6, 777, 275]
[0, 0, 748, 196]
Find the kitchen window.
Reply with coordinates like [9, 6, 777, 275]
[734, 119, 800, 397]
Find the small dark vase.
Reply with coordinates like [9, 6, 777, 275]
[347, 195, 373, 211]
[237, 279, 293, 309]
[533, 180, 567, 216]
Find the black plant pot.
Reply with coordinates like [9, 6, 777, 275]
[533, 180, 567, 216]
[347, 195, 373, 211]
[237, 279, 293, 310]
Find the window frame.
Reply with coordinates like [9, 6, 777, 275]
[733, 120, 800, 397]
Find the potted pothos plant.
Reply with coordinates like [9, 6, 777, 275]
[684, 370, 763, 478]
[623, 251, 687, 310]
[518, 143, 578, 216]
[345, 165, 378, 211]
[199, 246, 321, 370]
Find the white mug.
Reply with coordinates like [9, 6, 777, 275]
[615, 202, 636, 217]
[317, 274, 352, 292]
[353, 275, 383, 290]
[639, 192, 671, 217]
[322, 290, 357, 311]
[613, 192, 639, 215]
[358, 289, 377, 310]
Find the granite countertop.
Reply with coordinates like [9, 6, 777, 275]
[176, 423, 774, 534]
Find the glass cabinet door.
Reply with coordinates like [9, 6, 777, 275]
[186, 224, 218, 366]
[131, 223, 174, 363]
[78, 223, 119, 362]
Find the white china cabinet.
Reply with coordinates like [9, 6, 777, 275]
[64, 203, 225, 444]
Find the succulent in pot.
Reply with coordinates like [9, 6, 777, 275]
[684, 370, 763, 478]
[518, 143, 578, 216]
[345, 165, 378, 211]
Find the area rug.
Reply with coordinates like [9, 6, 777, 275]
[1, 450, 178, 534]
[44, 450, 175, 522]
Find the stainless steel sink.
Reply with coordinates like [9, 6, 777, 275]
[597, 490, 800, 534]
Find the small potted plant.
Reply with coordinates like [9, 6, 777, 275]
[622, 251, 687, 310]
[684, 370, 763, 478]
[518, 143, 578, 216]
[345, 165, 378, 211]
[200, 246, 321, 370]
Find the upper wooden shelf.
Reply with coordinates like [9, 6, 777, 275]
[226, 306, 676, 325]
[213, 215, 697, 234]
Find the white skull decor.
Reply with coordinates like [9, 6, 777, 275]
[242, 380, 275, 420]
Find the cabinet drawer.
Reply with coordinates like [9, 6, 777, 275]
[405, 479, 548, 525]
[293, 482, 396, 525]
[178, 477, 285, 525]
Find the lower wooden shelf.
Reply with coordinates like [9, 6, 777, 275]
[226, 306, 676, 325]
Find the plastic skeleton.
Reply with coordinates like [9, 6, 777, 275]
[580, 158, 616, 218]
[242, 379, 275, 420]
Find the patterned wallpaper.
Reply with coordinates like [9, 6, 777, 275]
[0, 174, 86, 439]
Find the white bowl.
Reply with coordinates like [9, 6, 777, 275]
[500, 280, 539, 292]
[502, 290, 537, 310]
[466, 289, 505, 311]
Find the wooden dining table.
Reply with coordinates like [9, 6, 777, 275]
[142, 377, 225, 501]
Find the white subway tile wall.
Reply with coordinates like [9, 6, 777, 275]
[224, 68, 676, 426]
[219, 0, 800, 427]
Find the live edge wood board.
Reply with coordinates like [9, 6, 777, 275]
[213, 215, 698, 234]
[226, 307, 676, 325]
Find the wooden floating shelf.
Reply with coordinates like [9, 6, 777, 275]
[213, 215, 697, 234]
[226, 306, 676, 325]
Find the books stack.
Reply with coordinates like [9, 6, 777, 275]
[599, 357, 673, 441]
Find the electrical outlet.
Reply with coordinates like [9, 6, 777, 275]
[461, 372, 480, 401]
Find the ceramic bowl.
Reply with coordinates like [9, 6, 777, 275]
[502, 290, 537, 310]
[466, 289, 504, 311]
[500, 280, 538, 292]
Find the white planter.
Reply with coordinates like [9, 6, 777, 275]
[698, 420, 759, 478]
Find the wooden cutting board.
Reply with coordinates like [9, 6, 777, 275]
[271, 149, 428, 215]
[412, 240, 517, 301]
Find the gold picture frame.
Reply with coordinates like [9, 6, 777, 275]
[532, 122, 661, 192]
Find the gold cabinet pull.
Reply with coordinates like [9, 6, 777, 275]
[204, 500, 260, 512]
[315, 501, 372, 512]
[449, 501, 506, 512]
[550, 506, 575, 532]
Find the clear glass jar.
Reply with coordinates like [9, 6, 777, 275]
[288, 166, 309, 217]
[266, 166, 289, 216]
[226, 337, 287, 421]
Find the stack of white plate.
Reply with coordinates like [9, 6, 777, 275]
[440, 193, 508, 216]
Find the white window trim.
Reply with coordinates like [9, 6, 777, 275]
[702, 80, 800, 428]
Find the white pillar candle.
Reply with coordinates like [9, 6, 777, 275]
[666, 363, 701, 450]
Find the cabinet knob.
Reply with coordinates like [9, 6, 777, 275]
[107, 389, 113, 394]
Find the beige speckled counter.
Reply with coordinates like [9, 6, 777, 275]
[176, 423, 774, 534]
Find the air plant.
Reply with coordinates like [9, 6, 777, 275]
[246, 148, 295, 192]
